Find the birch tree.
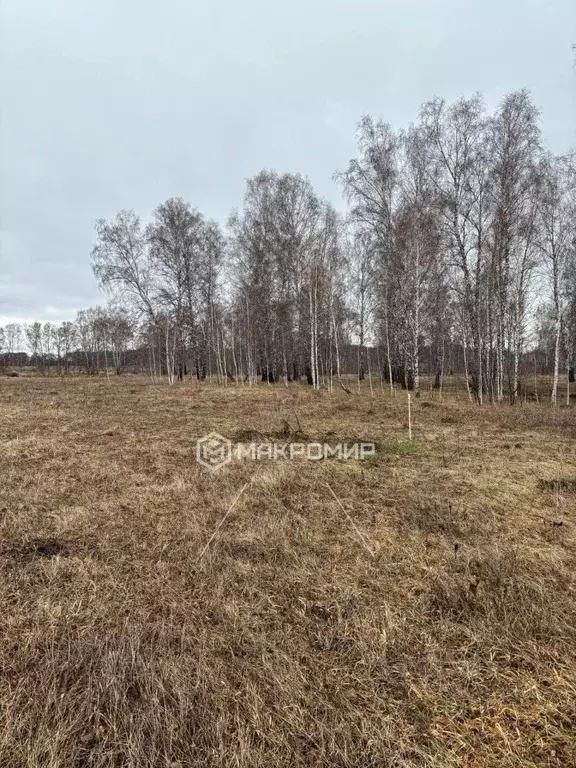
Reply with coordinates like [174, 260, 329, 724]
[489, 90, 542, 402]
[420, 94, 491, 402]
[537, 155, 576, 404]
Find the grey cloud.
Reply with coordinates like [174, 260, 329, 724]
[1, 0, 574, 321]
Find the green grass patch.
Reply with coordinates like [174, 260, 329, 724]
[377, 439, 420, 455]
[337, 437, 420, 457]
[357, 439, 420, 466]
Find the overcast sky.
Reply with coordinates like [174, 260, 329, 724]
[1, 0, 575, 325]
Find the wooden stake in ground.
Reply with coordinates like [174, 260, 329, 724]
[407, 393, 412, 441]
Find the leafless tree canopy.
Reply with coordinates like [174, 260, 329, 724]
[2, 91, 575, 402]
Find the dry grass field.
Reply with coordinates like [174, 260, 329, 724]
[1, 375, 575, 767]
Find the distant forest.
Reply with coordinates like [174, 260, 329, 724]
[2, 91, 575, 404]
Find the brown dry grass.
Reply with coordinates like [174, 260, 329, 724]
[0, 376, 575, 767]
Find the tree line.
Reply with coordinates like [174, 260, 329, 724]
[2, 90, 575, 403]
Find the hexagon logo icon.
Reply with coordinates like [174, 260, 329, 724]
[196, 432, 232, 471]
